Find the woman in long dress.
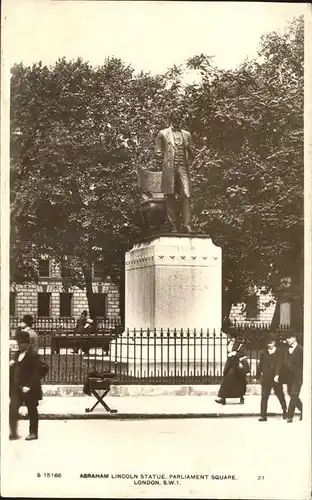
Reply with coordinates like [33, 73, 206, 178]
[215, 337, 250, 405]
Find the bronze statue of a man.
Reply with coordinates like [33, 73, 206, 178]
[154, 109, 194, 233]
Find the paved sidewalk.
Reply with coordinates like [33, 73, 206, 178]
[42, 383, 263, 397]
[26, 394, 299, 419]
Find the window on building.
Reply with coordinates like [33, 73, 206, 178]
[245, 294, 260, 320]
[93, 261, 104, 279]
[92, 293, 107, 318]
[38, 292, 51, 317]
[60, 293, 73, 317]
[280, 301, 291, 327]
[39, 258, 50, 277]
[10, 292, 17, 316]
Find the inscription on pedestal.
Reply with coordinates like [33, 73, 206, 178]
[125, 235, 222, 330]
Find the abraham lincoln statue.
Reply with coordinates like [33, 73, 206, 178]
[154, 109, 194, 233]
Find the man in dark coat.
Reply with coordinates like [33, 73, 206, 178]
[9, 328, 43, 440]
[73, 310, 88, 354]
[12, 314, 38, 352]
[215, 337, 250, 405]
[282, 331, 303, 423]
[21, 314, 38, 352]
[75, 310, 88, 332]
[154, 109, 194, 232]
[254, 334, 287, 421]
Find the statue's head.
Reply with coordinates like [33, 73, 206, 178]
[169, 108, 183, 128]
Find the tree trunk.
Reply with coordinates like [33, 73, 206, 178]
[222, 274, 239, 329]
[222, 293, 233, 325]
[270, 298, 280, 330]
[82, 263, 96, 320]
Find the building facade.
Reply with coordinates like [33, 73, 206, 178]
[10, 258, 120, 319]
[10, 257, 300, 331]
[229, 287, 276, 325]
[228, 278, 302, 330]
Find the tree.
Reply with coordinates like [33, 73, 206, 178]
[10, 57, 180, 318]
[11, 17, 303, 327]
[182, 16, 303, 322]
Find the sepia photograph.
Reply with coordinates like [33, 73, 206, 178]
[1, 1, 311, 498]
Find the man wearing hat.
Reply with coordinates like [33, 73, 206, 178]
[282, 331, 303, 423]
[11, 314, 38, 352]
[255, 334, 287, 421]
[76, 310, 88, 332]
[9, 328, 43, 440]
[73, 310, 88, 354]
[21, 314, 38, 352]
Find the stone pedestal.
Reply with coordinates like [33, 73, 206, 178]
[110, 234, 227, 376]
[125, 234, 222, 330]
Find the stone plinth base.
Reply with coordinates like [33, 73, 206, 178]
[117, 233, 226, 373]
[125, 234, 222, 331]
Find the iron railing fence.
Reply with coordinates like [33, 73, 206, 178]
[9, 326, 301, 385]
[10, 317, 294, 336]
[227, 320, 293, 331]
[10, 316, 123, 340]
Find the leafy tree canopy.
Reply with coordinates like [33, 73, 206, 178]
[10, 16, 303, 321]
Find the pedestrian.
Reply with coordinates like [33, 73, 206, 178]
[254, 334, 287, 421]
[215, 336, 250, 405]
[82, 318, 94, 355]
[9, 328, 43, 441]
[76, 310, 88, 332]
[21, 314, 38, 352]
[11, 314, 38, 352]
[73, 310, 88, 354]
[281, 331, 303, 423]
